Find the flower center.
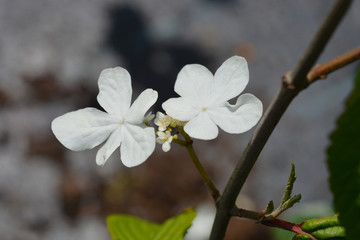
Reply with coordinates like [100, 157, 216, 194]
[201, 107, 208, 112]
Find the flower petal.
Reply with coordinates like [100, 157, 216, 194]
[51, 108, 119, 151]
[174, 64, 214, 106]
[162, 97, 199, 121]
[120, 124, 156, 167]
[184, 111, 218, 140]
[208, 93, 262, 134]
[156, 137, 165, 144]
[96, 127, 122, 166]
[213, 56, 249, 103]
[97, 67, 132, 117]
[126, 89, 158, 124]
[162, 141, 171, 152]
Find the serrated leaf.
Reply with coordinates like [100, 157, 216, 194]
[107, 215, 161, 240]
[153, 208, 197, 240]
[107, 208, 196, 240]
[281, 163, 296, 205]
[327, 66, 360, 239]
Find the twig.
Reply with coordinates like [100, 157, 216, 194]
[209, 1, 353, 239]
[289, 0, 353, 89]
[307, 45, 360, 83]
[262, 219, 317, 240]
[231, 207, 318, 240]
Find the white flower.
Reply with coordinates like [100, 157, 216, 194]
[156, 131, 173, 152]
[154, 112, 172, 131]
[162, 56, 262, 140]
[51, 67, 158, 167]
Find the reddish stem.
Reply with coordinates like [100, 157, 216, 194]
[262, 218, 317, 240]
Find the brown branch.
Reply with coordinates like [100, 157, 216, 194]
[307, 45, 360, 82]
[290, 0, 354, 89]
[209, 1, 353, 239]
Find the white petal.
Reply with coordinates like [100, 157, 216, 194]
[97, 67, 132, 116]
[162, 142, 171, 152]
[213, 56, 249, 103]
[208, 93, 262, 134]
[162, 97, 199, 121]
[154, 112, 165, 126]
[126, 89, 158, 124]
[144, 112, 155, 122]
[156, 137, 165, 144]
[51, 108, 119, 151]
[157, 131, 166, 138]
[184, 111, 218, 140]
[174, 64, 214, 106]
[96, 127, 122, 166]
[120, 124, 156, 167]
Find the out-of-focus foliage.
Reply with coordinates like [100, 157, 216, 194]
[293, 215, 346, 240]
[107, 208, 196, 240]
[327, 66, 360, 239]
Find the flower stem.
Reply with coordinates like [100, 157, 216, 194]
[179, 128, 220, 203]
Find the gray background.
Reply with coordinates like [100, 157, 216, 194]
[0, 0, 359, 239]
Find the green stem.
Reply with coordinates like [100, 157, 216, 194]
[179, 128, 220, 203]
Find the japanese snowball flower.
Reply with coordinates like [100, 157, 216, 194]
[51, 67, 158, 167]
[162, 56, 262, 140]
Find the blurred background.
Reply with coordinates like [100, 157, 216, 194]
[0, 0, 359, 239]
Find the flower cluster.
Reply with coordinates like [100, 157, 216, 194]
[51, 56, 263, 167]
[153, 112, 186, 152]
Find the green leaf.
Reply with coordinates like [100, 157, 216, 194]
[107, 208, 196, 240]
[301, 215, 340, 232]
[327, 66, 360, 239]
[153, 208, 197, 240]
[281, 194, 301, 212]
[281, 163, 296, 205]
[264, 200, 275, 214]
[311, 226, 346, 239]
[107, 215, 161, 240]
[292, 234, 312, 240]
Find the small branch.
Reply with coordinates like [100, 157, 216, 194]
[179, 128, 220, 203]
[307, 45, 360, 83]
[209, 1, 353, 239]
[262, 219, 317, 240]
[290, 0, 353, 89]
[231, 207, 318, 240]
[230, 207, 262, 220]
